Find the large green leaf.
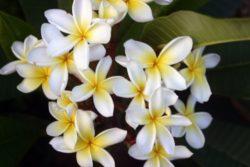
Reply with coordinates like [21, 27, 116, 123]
[193, 120, 250, 166]
[18, 0, 57, 30]
[0, 115, 45, 167]
[141, 11, 250, 49]
[0, 11, 36, 100]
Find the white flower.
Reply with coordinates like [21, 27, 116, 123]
[0, 35, 40, 75]
[71, 56, 116, 117]
[57, 90, 78, 113]
[49, 111, 127, 167]
[112, 60, 157, 128]
[129, 142, 193, 167]
[16, 64, 57, 99]
[128, 87, 191, 154]
[44, 0, 111, 70]
[28, 23, 106, 95]
[180, 47, 220, 103]
[172, 95, 213, 149]
[116, 37, 193, 91]
[46, 102, 97, 149]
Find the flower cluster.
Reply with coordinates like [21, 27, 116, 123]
[0, 0, 221, 166]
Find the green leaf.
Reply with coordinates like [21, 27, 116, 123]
[193, 120, 250, 166]
[18, 0, 57, 30]
[0, 11, 36, 100]
[141, 11, 250, 49]
[206, 42, 250, 99]
[0, 115, 46, 167]
[57, 0, 73, 12]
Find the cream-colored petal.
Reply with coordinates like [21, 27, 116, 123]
[17, 78, 43, 93]
[126, 104, 149, 127]
[99, 0, 119, 20]
[180, 68, 194, 88]
[11, 41, 24, 59]
[42, 80, 58, 100]
[44, 9, 76, 34]
[95, 56, 112, 82]
[91, 146, 115, 167]
[127, 0, 153, 22]
[190, 112, 212, 129]
[108, 0, 127, 13]
[16, 64, 44, 78]
[0, 60, 20, 75]
[159, 157, 174, 167]
[124, 39, 156, 68]
[136, 124, 156, 153]
[156, 124, 175, 154]
[115, 56, 128, 67]
[86, 22, 111, 44]
[93, 89, 114, 117]
[49, 137, 75, 153]
[41, 23, 64, 45]
[127, 61, 147, 89]
[191, 76, 211, 103]
[158, 36, 193, 65]
[71, 83, 94, 102]
[185, 124, 205, 149]
[101, 76, 116, 93]
[128, 144, 151, 160]
[89, 44, 106, 62]
[24, 35, 38, 53]
[171, 126, 186, 138]
[64, 126, 78, 149]
[94, 128, 127, 148]
[73, 40, 90, 70]
[173, 99, 185, 114]
[169, 145, 193, 160]
[48, 102, 65, 120]
[80, 68, 96, 84]
[144, 157, 160, 167]
[76, 110, 95, 140]
[112, 76, 137, 98]
[76, 147, 93, 167]
[144, 67, 161, 97]
[46, 121, 69, 136]
[161, 115, 191, 127]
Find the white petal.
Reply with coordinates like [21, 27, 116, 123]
[46, 121, 68, 136]
[41, 23, 64, 45]
[156, 124, 175, 154]
[164, 115, 191, 126]
[144, 68, 161, 97]
[115, 56, 128, 67]
[71, 83, 94, 102]
[191, 112, 213, 129]
[44, 9, 76, 34]
[93, 90, 114, 117]
[94, 128, 127, 148]
[24, 35, 38, 53]
[49, 137, 75, 153]
[73, 0, 92, 31]
[48, 102, 65, 120]
[91, 147, 115, 167]
[155, 0, 173, 5]
[86, 22, 111, 44]
[170, 146, 193, 160]
[95, 56, 112, 81]
[11, 41, 24, 59]
[186, 95, 196, 113]
[180, 68, 195, 87]
[17, 79, 43, 93]
[47, 35, 76, 57]
[42, 81, 58, 100]
[112, 76, 137, 98]
[76, 110, 95, 139]
[127, 0, 153, 22]
[203, 53, 221, 69]
[144, 157, 160, 167]
[128, 144, 150, 160]
[49, 64, 68, 96]
[136, 124, 156, 153]
[73, 41, 90, 70]
[159, 158, 174, 167]
[158, 36, 193, 65]
[64, 126, 78, 149]
[185, 124, 205, 149]
[124, 39, 156, 68]
[76, 148, 93, 167]
[16, 64, 44, 78]
[89, 44, 106, 62]
[173, 99, 185, 114]
[127, 61, 147, 89]
[28, 47, 58, 66]
[171, 126, 186, 138]
[0, 61, 20, 75]
[159, 66, 186, 91]
[126, 104, 149, 126]
[191, 76, 212, 103]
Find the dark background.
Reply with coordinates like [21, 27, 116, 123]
[0, 0, 250, 167]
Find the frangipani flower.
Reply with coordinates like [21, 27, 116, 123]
[129, 142, 193, 167]
[57, 90, 78, 112]
[172, 95, 213, 149]
[16, 64, 57, 99]
[0, 35, 40, 75]
[71, 56, 116, 117]
[180, 47, 220, 103]
[112, 61, 156, 128]
[46, 102, 97, 148]
[50, 111, 127, 167]
[116, 37, 193, 91]
[44, 0, 111, 70]
[128, 87, 191, 154]
[28, 23, 106, 95]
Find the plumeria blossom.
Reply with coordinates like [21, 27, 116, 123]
[28, 23, 106, 95]
[71, 56, 116, 117]
[129, 142, 193, 167]
[172, 95, 213, 149]
[44, 0, 111, 70]
[46, 102, 97, 149]
[0, 35, 41, 75]
[16, 64, 57, 99]
[116, 37, 193, 91]
[57, 90, 78, 113]
[180, 47, 220, 103]
[113, 61, 156, 128]
[92, 0, 153, 23]
[128, 87, 191, 154]
[50, 111, 127, 167]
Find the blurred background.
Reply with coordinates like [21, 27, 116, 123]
[0, 0, 250, 166]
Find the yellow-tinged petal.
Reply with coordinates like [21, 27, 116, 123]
[71, 83, 94, 102]
[127, 61, 146, 90]
[144, 67, 161, 97]
[16, 64, 46, 78]
[127, 0, 153, 22]
[76, 110, 95, 140]
[76, 147, 93, 167]
[144, 157, 160, 167]
[95, 56, 112, 82]
[180, 68, 194, 87]
[86, 22, 111, 44]
[17, 78, 43, 93]
[99, 0, 119, 20]
[46, 121, 69, 136]
[185, 124, 205, 149]
[57, 91, 76, 110]
[42, 80, 58, 100]
[108, 0, 127, 13]
[101, 77, 116, 93]
[80, 68, 96, 84]
[91, 146, 115, 167]
[64, 125, 78, 149]
[113, 76, 138, 98]
[49, 102, 66, 120]
[191, 75, 211, 103]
